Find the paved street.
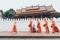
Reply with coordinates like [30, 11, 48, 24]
[0, 32, 59, 36]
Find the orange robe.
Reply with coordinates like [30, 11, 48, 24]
[51, 21, 59, 33]
[29, 20, 33, 32]
[12, 21, 17, 33]
[37, 20, 42, 32]
[43, 20, 49, 33]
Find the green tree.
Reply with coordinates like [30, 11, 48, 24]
[4, 9, 16, 18]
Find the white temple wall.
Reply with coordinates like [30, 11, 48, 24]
[0, 18, 60, 32]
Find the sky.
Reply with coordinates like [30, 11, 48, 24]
[0, 0, 60, 12]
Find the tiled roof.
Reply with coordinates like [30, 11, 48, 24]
[16, 6, 56, 15]
[46, 6, 55, 12]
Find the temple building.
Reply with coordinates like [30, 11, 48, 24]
[13, 5, 60, 18]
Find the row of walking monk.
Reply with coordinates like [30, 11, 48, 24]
[29, 19, 59, 33]
[12, 19, 59, 33]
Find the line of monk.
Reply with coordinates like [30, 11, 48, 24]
[12, 19, 60, 33]
[29, 20, 60, 33]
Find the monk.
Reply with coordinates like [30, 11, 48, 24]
[43, 20, 49, 33]
[29, 20, 34, 32]
[51, 20, 59, 33]
[37, 20, 42, 33]
[12, 20, 17, 33]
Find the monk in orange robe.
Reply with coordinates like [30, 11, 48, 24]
[51, 20, 59, 33]
[29, 20, 33, 32]
[43, 20, 49, 33]
[12, 20, 17, 33]
[37, 20, 42, 33]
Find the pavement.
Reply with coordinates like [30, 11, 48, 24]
[0, 32, 59, 37]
